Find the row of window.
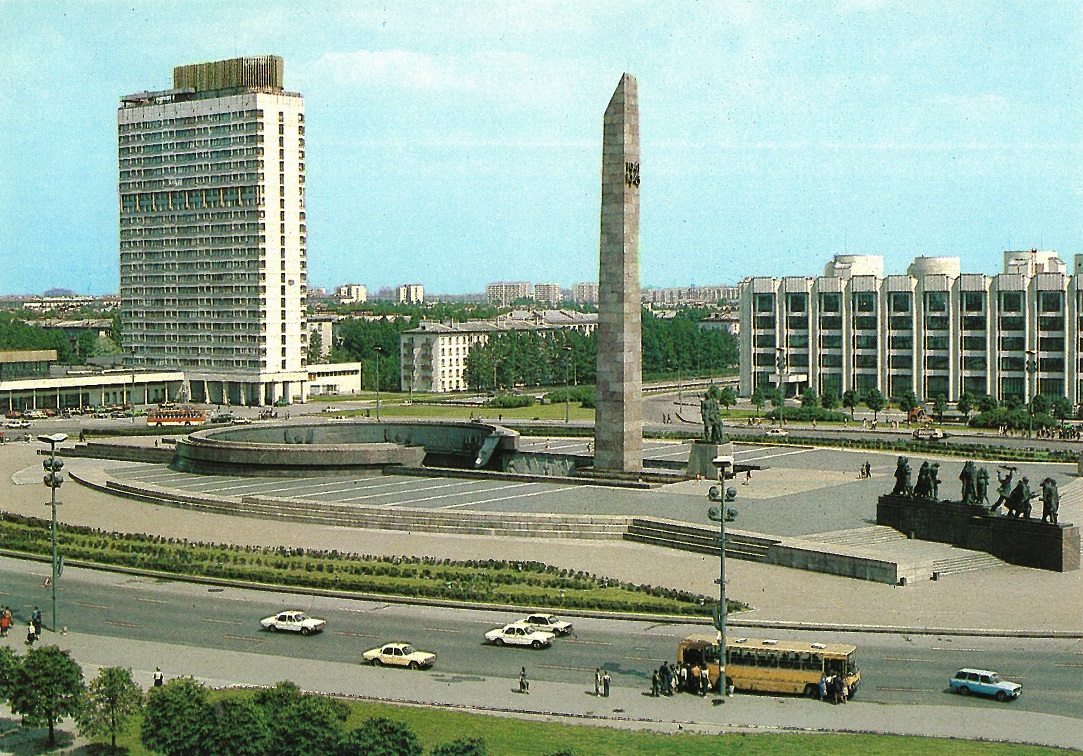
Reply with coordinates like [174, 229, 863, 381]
[757, 289, 1067, 315]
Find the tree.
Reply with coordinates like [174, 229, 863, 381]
[78, 666, 143, 750]
[864, 389, 885, 422]
[821, 391, 840, 410]
[336, 717, 421, 756]
[9, 645, 85, 746]
[1052, 396, 1072, 421]
[977, 394, 999, 413]
[842, 389, 860, 419]
[200, 698, 271, 756]
[430, 738, 488, 756]
[896, 390, 919, 417]
[254, 681, 348, 753]
[750, 387, 766, 414]
[769, 388, 786, 424]
[307, 331, 323, 364]
[141, 676, 210, 756]
[933, 394, 948, 422]
[1030, 393, 1051, 416]
[717, 386, 737, 412]
[799, 388, 819, 409]
[0, 646, 19, 703]
[956, 393, 973, 422]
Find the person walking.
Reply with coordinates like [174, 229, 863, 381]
[153, 667, 164, 687]
[518, 667, 529, 694]
[651, 670, 660, 697]
[31, 606, 41, 635]
[0, 607, 10, 637]
[602, 670, 611, 698]
[700, 666, 710, 696]
[25, 618, 36, 647]
[594, 668, 601, 696]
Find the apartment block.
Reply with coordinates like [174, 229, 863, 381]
[486, 281, 531, 306]
[571, 282, 599, 304]
[739, 251, 1081, 405]
[397, 283, 424, 304]
[533, 283, 563, 304]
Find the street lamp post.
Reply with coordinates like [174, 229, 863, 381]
[373, 345, 387, 421]
[1026, 349, 1037, 438]
[130, 348, 137, 424]
[39, 432, 68, 633]
[775, 347, 786, 427]
[708, 456, 737, 695]
[563, 346, 572, 423]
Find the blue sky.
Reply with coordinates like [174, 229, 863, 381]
[1, 1, 1081, 296]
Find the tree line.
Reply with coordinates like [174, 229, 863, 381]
[0, 645, 578, 755]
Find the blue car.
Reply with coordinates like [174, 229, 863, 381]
[949, 668, 1021, 701]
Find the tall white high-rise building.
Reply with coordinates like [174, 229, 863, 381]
[118, 55, 308, 406]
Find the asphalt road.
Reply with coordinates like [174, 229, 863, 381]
[2, 557, 1081, 719]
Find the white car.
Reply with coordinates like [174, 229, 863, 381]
[260, 611, 326, 635]
[362, 642, 437, 669]
[913, 427, 945, 440]
[764, 427, 788, 437]
[6, 420, 31, 429]
[515, 613, 573, 635]
[484, 623, 555, 649]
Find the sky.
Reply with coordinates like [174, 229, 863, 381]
[1, 1, 1082, 296]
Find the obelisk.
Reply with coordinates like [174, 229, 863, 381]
[594, 74, 642, 473]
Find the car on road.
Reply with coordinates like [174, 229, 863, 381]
[514, 613, 573, 635]
[949, 668, 1021, 701]
[362, 642, 437, 669]
[913, 427, 946, 440]
[5, 420, 31, 429]
[260, 611, 326, 635]
[764, 427, 789, 437]
[484, 623, 555, 649]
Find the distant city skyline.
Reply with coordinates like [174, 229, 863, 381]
[2, 1, 1081, 296]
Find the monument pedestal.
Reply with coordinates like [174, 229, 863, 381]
[877, 494, 1080, 572]
[687, 441, 734, 479]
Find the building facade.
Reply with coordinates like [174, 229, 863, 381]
[739, 251, 1083, 406]
[486, 281, 531, 306]
[571, 282, 599, 304]
[336, 284, 367, 304]
[397, 283, 424, 304]
[118, 55, 308, 407]
[533, 283, 563, 304]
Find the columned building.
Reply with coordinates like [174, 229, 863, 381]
[118, 55, 308, 406]
[739, 250, 1080, 406]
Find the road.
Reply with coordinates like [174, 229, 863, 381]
[2, 557, 1081, 720]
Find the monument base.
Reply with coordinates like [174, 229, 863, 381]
[877, 494, 1079, 572]
[687, 441, 734, 479]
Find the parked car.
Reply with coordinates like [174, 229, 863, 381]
[949, 668, 1021, 701]
[913, 428, 946, 440]
[764, 427, 789, 437]
[484, 623, 555, 649]
[6, 420, 31, 429]
[259, 611, 326, 635]
[231, 417, 253, 425]
[362, 642, 437, 669]
[514, 613, 573, 635]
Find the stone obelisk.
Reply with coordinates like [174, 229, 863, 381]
[594, 74, 642, 473]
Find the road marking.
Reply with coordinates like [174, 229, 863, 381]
[1055, 663, 1083, 668]
[563, 639, 611, 647]
[75, 602, 110, 610]
[202, 618, 244, 626]
[105, 620, 141, 629]
[424, 627, 463, 634]
[337, 630, 380, 639]
[884, 657, 935, 662]
[739, 448, 816, 462]
[223, 634, 263, 643]
[539, 664, 597, 673]
[932, 647, 983, 653]
[439, 486, 553, 510]
[134, 597, 168, 605]
[877, 686, 936, 692]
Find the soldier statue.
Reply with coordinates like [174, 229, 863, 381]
[1040, 477, 1060, 525]
[891, 456, 913, 498]
[959, 460, 977, 505]
[975, 465, 990, 507]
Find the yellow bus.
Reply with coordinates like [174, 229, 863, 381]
[678, 634, 860, 699]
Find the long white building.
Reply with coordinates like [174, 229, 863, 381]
[739, 250, 1081, 405]
[118, 55, 308, 406]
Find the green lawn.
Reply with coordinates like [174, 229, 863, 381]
[95, 695, 1069, 755]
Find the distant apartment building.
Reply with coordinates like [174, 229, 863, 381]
[118, 55, 308, 406]
[486, 281, 532, 306]
[571, 282, 599, 304]
[307, 315, 336, 359]
[400, 310, 597, 393]
[533, 283, 563, 304]
[336, 284, 367, 304]
[397, 283, 424, 304]
[739, 250, 1083, 405]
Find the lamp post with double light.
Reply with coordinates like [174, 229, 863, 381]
[708, 455, 737, 694]
[373, 345, 387, 421]
[39, 432, 68, 633]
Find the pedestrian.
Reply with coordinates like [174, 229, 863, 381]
[25, 618, 36, 647]
[0, 607, 10, 637]
[153, 667, 164, 687]
[518, 666, 529, 694]
[651, 670, 659, 697]
[744, 469, 752, 485]
[594, 668, 601, 696]
[31, 606, 41, 635]
[819, 672, 828, 700]
[700, 666, 710, 696]
[602, 670, 611, 697]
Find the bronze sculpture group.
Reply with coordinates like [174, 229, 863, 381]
[889, 456, 1059, 525]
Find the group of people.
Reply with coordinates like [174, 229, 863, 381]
[593, 668, 612, 697]
[12, 606, 43, 646]
[819, 672, 849, 704]
[858, 460, 872, 479]
[651, 661, 711, 697]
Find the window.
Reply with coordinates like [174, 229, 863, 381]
[820, 293, 840, 312]
[962, 292, 983, 312]
[820, 315, 842, 330]
[961, 335, 985, 351]
[821, 334, 842, 349]
[962, 356, 986, 370]
[1039, 291, 1062, 313]
[925, 336, 949, 350]
[1000, 292, 1023, 313]
[925, 355, 949, 370]
[854, 292, 876, 313]
[925, 291, 947, 312]
[889, 335, 912, 350]
[754, 294, 774, 313]
[1000, 336, 1025, 351]
[961, 315, 985, 331]
[889, 292, 911, 313]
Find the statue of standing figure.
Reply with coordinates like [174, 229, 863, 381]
[891, 456, 913, 497]
[990, 466, 1015, 514]
[700, 386, 725, 444]
[1040, 477, 1060, 525]
[975, 466, 990, 507]
[959, 460, 978, 505]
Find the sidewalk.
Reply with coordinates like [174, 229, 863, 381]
[3, 629, 1083, 751]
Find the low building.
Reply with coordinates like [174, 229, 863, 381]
[307, 362, 364, 396]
